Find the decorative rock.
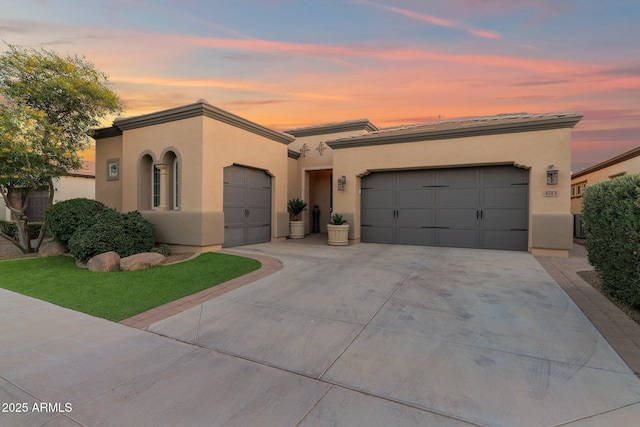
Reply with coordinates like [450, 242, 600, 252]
[38, 241, 68, 257]
[87, 251, 121, 272]
[120, 252, 166, 272]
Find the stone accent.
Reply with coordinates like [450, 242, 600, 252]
[87, 251, 121, 272]
[120, 252, 166, 272]
[38, 241, 69, 257]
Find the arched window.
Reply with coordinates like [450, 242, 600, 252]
[139, 154, 154, 211]
[152, 165, 161, 208]
[173, 159, 179, 209]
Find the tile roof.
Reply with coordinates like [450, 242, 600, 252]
[326, 112, 583, 149]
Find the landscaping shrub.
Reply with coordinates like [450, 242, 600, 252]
[582, 174, 640, 308]
[45, 198, 110, 246]
[0, 220, 44, 240]
[68, 210, 156, 263]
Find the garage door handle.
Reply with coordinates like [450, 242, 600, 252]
[480, 210, 483, 219]
[245, 209, 249, 217]
[476, 210, 479, 219]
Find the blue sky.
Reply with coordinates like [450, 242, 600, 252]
[1, 0, 639, 171]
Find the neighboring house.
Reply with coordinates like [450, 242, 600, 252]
[93, 100, 582, 257]
[570, 145, 640, 237]
[0, 162, 95, 222]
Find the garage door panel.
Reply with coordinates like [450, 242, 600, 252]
[247, 225, 271, 244]
[362, 190, 393, 209]
[438, 168, 478, 187]
[246, 168, 271, 187]
[362, 208, 393, 226]
[223, 184, 245, 206]
[483, 208, 528, 229]
[224, 166, 245, 185]
[397, 189, 434, 208]
[247, 187, 271, 206]
[397, 227, 435, 246]
[224, 227, 245, 248]
[438, 208, 477, 228]
[398, 170, 434, 189]
[483, 230, 528, 250]
[439, 188, 478, 207]
[483, 187, 528, 208]
[362, 173, 394, 190]
[361, 225, 393, 243]
[437, 228, 478, 248]
[397, 208, 434, 227]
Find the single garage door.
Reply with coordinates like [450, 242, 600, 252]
[361, 165, 528, 250]
[223, 165, 271, 248]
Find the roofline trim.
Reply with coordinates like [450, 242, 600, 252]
[572, 145, 640, 179]
[326, 115, 583, 149]
[91, 127, 123, 140]
[287, 149, 301, 159]
[109, 101, 294, 144]
[284, 119, 378, 137]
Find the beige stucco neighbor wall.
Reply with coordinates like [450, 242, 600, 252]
[331, 128, 573, 256]
[95, 134, 123, 212]
[571, 153, 640, 215]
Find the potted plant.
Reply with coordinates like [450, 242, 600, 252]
[327, 213, 349, 246]
[287, 198, 307, 239]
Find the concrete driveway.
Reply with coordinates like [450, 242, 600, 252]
[2, 242, 640, 426]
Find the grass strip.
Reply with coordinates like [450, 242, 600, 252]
[0, 253, 260, 322]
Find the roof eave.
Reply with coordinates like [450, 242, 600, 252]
[112, 101, 295, 145]
[285, 119, 378, 137]
[572, 145, 640, 179]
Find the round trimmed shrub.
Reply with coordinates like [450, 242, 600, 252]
[68, 210, 156, 263]
[45, 198, 110, 246]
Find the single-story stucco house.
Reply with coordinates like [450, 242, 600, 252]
[570, 145, 640, 237]
[93, 99, 582, 257]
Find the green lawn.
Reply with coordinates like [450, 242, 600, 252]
[0, 253, 261, 322]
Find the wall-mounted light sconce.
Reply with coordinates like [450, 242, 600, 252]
[300, 143, 310, 157]
[337, 175, 346, 191]
[316, 141, 326, 156]
[546, 165, 559, 185]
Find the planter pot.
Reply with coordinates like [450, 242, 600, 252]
[289, 220, 305, 239]
[327, 224, 350, 246]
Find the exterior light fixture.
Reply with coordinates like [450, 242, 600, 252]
[337, 175, 346, 191]
[300, 143, 310, 157]
[546, 165, 559, 185]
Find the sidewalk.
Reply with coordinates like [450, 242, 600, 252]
[536, 244, 640, 376]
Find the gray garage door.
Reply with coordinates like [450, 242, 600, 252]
[361, 165, 528, 250]
[223, 165, 271, 248]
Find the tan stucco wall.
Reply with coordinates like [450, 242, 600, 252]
[95, 135, 123, 211]
[331, 128, 573, 255]
[571, 155, 640, 215]
[96, 115, 288, 250]
[202, 117, 289, 240]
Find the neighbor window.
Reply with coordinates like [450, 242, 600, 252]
[571, 181, 587, 198]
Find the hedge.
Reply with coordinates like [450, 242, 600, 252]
[68, 209, 156, 263]
[582, 174, 640, 308]
[45, 198, 110, 246]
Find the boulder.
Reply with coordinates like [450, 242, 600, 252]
[87, 251, 121, 272]
[120, 252, 166, 272]
[38, 241, 68, 257]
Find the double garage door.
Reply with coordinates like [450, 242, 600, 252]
[223, 165, 271, 248]
[361, 165, 529, 250]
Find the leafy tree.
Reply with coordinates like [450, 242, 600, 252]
[0, 44, 122, 253]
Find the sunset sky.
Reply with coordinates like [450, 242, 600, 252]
[1, 0, 639, 172]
